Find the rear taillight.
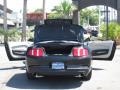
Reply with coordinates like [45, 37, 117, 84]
[72, 47, 88, 57]
[27, 48, 44, 57]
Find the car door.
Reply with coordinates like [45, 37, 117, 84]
[87, 40, 116, 61]
[5, 42, 33, 61]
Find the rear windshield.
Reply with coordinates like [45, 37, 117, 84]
[34, 25, 85, 43]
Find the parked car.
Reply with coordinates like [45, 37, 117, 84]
[5, 19, 116, 80]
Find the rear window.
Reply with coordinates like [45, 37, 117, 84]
[34, 24, 85, 43]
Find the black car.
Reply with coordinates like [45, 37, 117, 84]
[5, 19, 116, 81]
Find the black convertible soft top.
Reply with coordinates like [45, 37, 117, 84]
[34, 19, 85, 44]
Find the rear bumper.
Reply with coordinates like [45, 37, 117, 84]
[26, 56, 92, 76]
[27, 65, 92, 76]
[27, 56, 91, 66]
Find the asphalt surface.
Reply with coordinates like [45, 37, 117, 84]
[0, 44, 120, 90]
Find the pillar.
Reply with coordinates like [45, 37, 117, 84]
[3, 0, 8, 42]
[72, 0, 80, 25]
[72, 10, 80, 25]
[22, 0, 27, 41]
[117, 0, 120, 23]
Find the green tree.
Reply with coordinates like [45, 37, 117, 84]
[0, 28, 21, 41]
[100, 22, 120, 40]
[80, 8, 99, 25]
[47, 13, 62, 19]
[48, 0, 74, 19]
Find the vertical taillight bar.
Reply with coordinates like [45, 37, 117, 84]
[72, 47, 88, 57]
[27, 48, 44, 57]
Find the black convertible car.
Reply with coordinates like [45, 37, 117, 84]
[5, 19, 116, 81]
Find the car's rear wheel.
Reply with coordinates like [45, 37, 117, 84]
[81, 70, 92, 81]
[26, 71, 36, 80]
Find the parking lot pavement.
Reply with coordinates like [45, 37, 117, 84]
[0, 45, 120, 90]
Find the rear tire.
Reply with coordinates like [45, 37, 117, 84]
[81, 70, 92, 81]
[26, 71, 36, 80]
